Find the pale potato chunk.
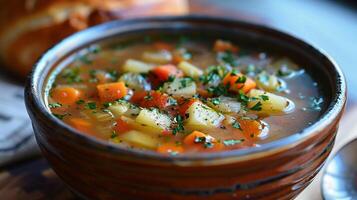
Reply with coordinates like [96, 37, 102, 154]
[185, 102, 225, 129]
[122, 59, 154, 73]
[135, 109, 171, 132]
[177, 61, 203, 79]
[108, 101, 130, 118]
[142, 50, 172, 64]
[118, 73, 151, 91]
[163, 78, 196, 98]
[120, 130, 159, 149]
[247, 89, 295, 115]
[207, 96, 241, 114]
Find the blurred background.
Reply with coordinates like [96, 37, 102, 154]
[0, 0, 356, 199]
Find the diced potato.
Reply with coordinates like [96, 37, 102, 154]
[207, 96, 241, 114]
[108, 101, 130, 118]
[118, 73, 151, 91]
[82, 110, 114, 123]
[256, 71, 286, 92]
[163, 78, 196, 98]
[142, 50, 172, 64]
[135, 109, 171, 132]
[247, 89, 295, 115]
[120, 130, 159, 149]
[122, 59, 154, 73]
[184, 101, 225, 129]
[177, 61, 203, 79]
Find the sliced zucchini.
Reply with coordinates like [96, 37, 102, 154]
[247, 89, 295, 115]
[177, 61, 203, 79]
[120, 130, 159, 149]
[135, 109, 171, 132]
[118, 73, 151, 91]
[163, 77, 196, 98]
[184, 101, 225, 130]
[122, 59, 154, 73]
[142, 50, 172, 64]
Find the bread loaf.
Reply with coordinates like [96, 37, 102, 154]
[0, 0, 188, 78]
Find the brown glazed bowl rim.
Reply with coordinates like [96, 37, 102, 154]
[25, 15, 346, 164]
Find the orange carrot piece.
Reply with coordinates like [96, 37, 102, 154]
[51, 87, 80, 105]
[67, 118, 92, 133]
[222, 72, 256, 93]
[178, 99, 198, 117]
[151, 64, 183, 82]
[131, 90, 169, 109]
[237, 119, 262, 139]
[97, 82, 127, 102]
[114, 118, 132, 133]
[184, 131, 209, 145]
[213, 39, 239, 53]
[157, 143, 184, 154]
[154, 42, 173, 51]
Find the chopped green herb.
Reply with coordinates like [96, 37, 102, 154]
[207, 84, 229, 96]
[76, 99, 85, 105]
[260, 95, 269, 101]
[223, 139, 244, 146]
[218, 51, 237, 66]
[53, 113, 66, 120]
[237, 92, 250, 105]
[49, 103, 62, 108]
[111, 131, 118, 139]
[230, 69, 239, 76]
[107, 69, 119, 80]
[232, 121, 242, 130]
[211, 97, 221, 105]
[172, 115, 184, 135]
[86, 102, 97, 110]
[235, 76, 247, 84]
[277, 66, 293, 77]
[251, 101, 263, 111]
[103, 102, 112, 108]
[62, 67, 82, 83]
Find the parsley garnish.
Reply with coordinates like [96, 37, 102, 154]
[103, 102, 112, 108]
[111, 131, 118, 139]
[62, 67, 82, 83]
[49, 103, 62, 108]
[232, 121, 242, 130]
[235, 76, 247, 84]
[260, 95, 269, 101]
[172, 115, 184, 135]
[53, 113, 66, 120]
[107, 69, 119, 80]
[237, 92, 250, 105]
[251, 102, 263, 111]
[223, 139, 244, 146]
[211, 97, 221, 105]
[207, 84, 229, 96]
[76, 99, 85, 105]
[86, 102, 97, 110]
[219, 51, 237, 66]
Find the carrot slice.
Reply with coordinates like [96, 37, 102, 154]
[184, 131, 210, 145]
[67, 118, 92, 133]
[213, 39, 239, 53]
[97, 82, 127, 102]
[157, 143, 184, 155]
[237, 119, 262, 139]
[222, 72, 256, 93]
[178, 99, 198, 117]
[51, 87, 80, 105]
[151, 64, 183, 82]
[131, 91, 169, 109]
[114, 118, 132, 133]
[154, 42, 173, 51]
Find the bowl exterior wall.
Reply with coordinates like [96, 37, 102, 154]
[28, 110, 341, 200]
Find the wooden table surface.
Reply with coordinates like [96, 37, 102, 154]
[1, 0, 357, 199]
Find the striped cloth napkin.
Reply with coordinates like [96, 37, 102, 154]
[0, 77, 39, 167]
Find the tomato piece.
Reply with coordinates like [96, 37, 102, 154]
[130, 91, 169, 109]
[151, 64, 183, 82]
[114, 118, 132, 133]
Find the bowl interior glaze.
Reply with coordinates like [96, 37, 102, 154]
[26, 15, 346, 165]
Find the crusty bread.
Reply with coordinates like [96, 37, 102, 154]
[0, 0, 188, 78]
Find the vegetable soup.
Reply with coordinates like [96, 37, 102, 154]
[46, 35, 324, 155]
